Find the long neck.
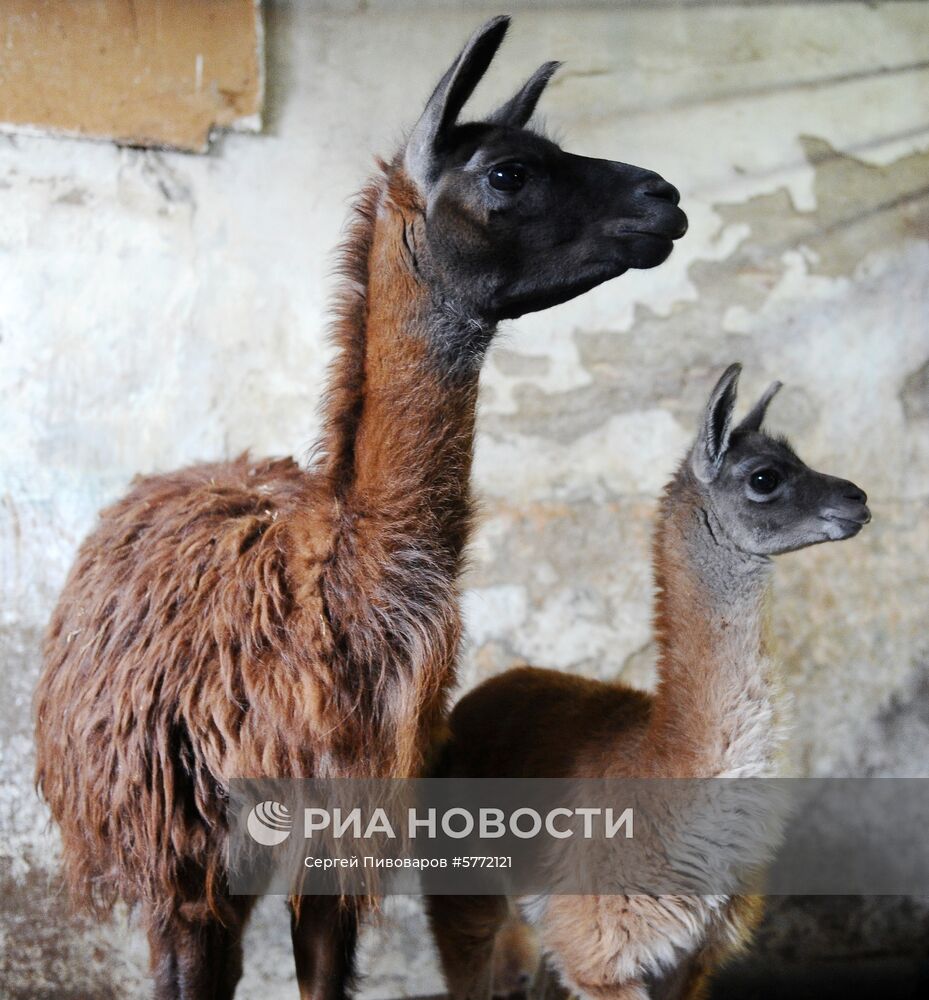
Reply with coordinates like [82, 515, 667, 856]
[319, 170, 487, 573]
[644, 470, 782, 777]
[309, 169, 492, 778]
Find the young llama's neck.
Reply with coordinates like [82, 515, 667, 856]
[645, 469, 785, 778]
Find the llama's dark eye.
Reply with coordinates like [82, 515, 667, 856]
[749, 469, 782, 495]
[488, 163, 527, 192]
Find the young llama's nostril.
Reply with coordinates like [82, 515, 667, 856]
[844, 484, 867, 504]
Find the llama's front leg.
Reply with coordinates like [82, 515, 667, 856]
[147, 903, 252, 1000]
[426, 894, 508, 1000]
[290, 896, 359, 1000]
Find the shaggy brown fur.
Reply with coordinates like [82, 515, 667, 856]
[34, 14, 692, 993]
[34, 163, 475, 997]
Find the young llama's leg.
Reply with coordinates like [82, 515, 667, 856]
[290, 896, 360, 1000]
[491, 910, 540, 997]
[570, 981, 651, 1000]
[426, 894, 509, 999]
[649, 955, 711, 1000]
[532, 963, 572, 1000]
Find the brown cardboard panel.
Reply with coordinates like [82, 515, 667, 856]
[0, 0, 264, 153]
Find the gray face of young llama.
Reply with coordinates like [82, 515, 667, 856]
[404, 16, 688, 321]
[691, 364, 871, 557]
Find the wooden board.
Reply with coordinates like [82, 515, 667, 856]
[0, 0, 264, 152]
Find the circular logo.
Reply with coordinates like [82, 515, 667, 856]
[246, 800, 293, 846]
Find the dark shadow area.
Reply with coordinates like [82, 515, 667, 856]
[711, 957, 929, 1000]
[410, 960, 929, 1000]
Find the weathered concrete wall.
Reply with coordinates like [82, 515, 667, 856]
[1, 2, 927, 996]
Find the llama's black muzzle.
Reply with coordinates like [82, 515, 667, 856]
[599, 161, 689, 245]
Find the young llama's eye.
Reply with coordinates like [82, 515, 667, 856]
[488, 162, 528, 192]
[750, 469, 782, 495]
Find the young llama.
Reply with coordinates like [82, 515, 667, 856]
[428, 364, 870, 1000]
[32, 16, 687, 1000]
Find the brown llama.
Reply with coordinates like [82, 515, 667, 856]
[32, 16, 687, 1000]
[428, 364, 871, 1000]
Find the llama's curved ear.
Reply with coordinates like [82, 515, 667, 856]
[405, 15, 511, 188]
[487, 61, 561, 128]
[735, 380, 784, 435]
[692, 363, 741, 483]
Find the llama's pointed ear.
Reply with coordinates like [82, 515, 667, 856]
[487, 61, 561, 128]
[735, 380, 784, 435]
[692, 364, 741, 483]
[405, 15, 511, 187]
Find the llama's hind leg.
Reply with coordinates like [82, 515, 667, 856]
[290, 895, 360, 1000]
[426, 893, 508, 1000]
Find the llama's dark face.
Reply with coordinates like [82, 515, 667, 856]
[692, 365, 871, 556]
[404, 16, 687, 321]
[422, 124, 686, 320]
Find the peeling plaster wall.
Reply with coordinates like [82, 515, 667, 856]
[1, 2, 928, 996]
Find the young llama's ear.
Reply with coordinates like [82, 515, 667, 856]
[486, 60, 561, 128]
[692, 363, 742, 483]
[734, 380, 784, 434]
[405, 15, 511, 187]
